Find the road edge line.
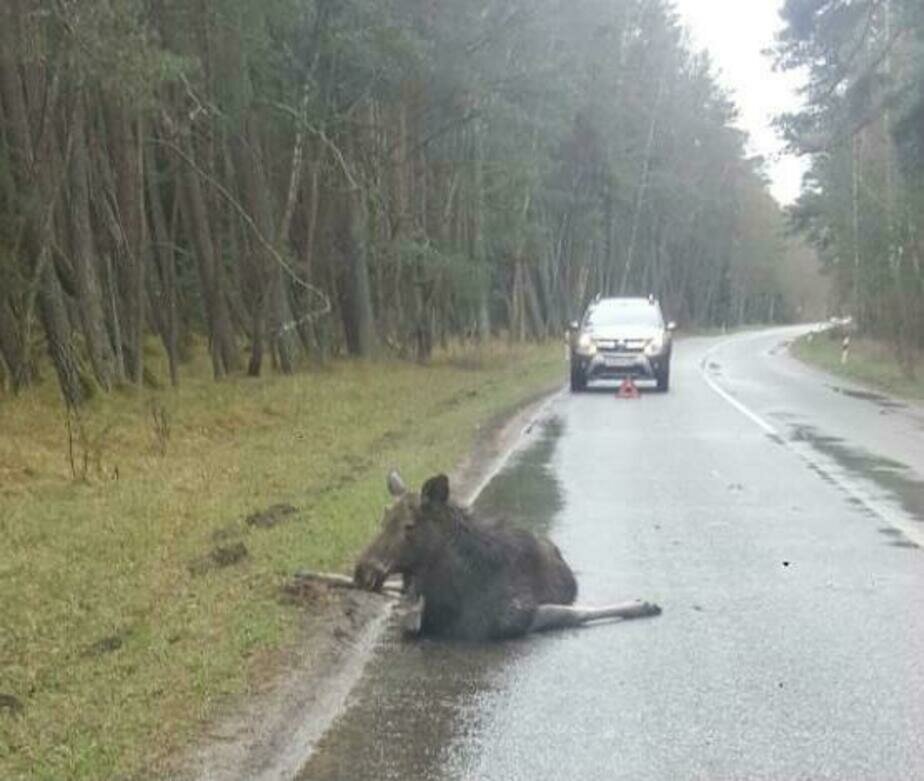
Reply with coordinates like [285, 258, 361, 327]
[698, 330, 924, 550]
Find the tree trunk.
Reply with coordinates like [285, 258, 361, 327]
[471, 116, 490, 340]
[144, 142, 180, 386]
[621, 75, 664, 294]
[413, 261, 433, 364]
[0, 296, 30, 389]
[104, 97, 146, 384]
[67, 97, 117, 390]
[0, 2, 78, 399]
[231, 116, 299, 374]
[176, 132, 237, 377]
[38, 261, 85, 407]
[344, 188, 376, 357]
[851, 132, 862, 327]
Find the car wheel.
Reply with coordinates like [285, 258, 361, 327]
[570, 364, 587, 392]
[656, 364, 670, 392]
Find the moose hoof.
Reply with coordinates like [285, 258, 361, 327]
[397, 595, 425, 636]
[639, 601, 662, 617]
[400, 609, 423, 636]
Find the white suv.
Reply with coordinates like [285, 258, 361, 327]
[568, 297, 675, 392]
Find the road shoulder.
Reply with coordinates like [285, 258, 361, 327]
[791, 330, 924, 403]
[167, 386, 562, 781]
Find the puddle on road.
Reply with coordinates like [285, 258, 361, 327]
[788, 424, 924, 541]
[474, 416, 563, 534]
[297, 419, 565, 781]
[790, 426, 908, 474]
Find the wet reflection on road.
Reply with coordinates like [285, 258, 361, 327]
[788, 423, 924, 528]
[297, 419, 564, 781]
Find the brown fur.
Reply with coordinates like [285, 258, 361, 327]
[355, 473, 578, 640]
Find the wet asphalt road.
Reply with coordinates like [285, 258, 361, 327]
[299, 326, 924, 780]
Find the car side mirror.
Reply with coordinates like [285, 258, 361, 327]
[666, 322, 677, 332]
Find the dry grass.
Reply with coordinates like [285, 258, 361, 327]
[0, 341, 564, 780]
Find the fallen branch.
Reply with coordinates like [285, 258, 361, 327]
[292, 569, 404, 596]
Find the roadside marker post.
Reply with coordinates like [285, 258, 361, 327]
[842, 335, 850, 365]
[617, 378, 641, 399]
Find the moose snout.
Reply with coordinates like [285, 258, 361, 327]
[354, 559, 388, 592]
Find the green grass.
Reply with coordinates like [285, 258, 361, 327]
[792, 332, 924, 401]
[0, 341, 564, 780]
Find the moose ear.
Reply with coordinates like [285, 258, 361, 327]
[421, 474, 450, 504]
[387, 470, 407, 497]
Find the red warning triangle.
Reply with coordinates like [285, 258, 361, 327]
[617, 378, 641, 399]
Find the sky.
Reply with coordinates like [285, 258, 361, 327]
[672, 0, 807, 205]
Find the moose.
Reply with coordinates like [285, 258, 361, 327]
[353, 471, 661, 640]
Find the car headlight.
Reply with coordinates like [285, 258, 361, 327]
[644, 334, 665, 356]
[576, 333, 597, 356]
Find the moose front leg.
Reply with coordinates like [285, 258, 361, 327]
[395, 580, 426, 636]
[529, 601, 661, 633]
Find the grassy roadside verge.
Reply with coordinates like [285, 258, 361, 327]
[791, 332, 924, 401]
[675, 323, 771, 340]
[0, 342, 564, 780]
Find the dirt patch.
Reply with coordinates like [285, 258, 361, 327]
[211, 522, 245, 543]
[167, 383, 562, 781]
[245, 503, 298, 529]
[279, 577, 332, 608]
[82, 630, 131, 659]
[188, 542, 249, 577]
[0, 693, 23, 717]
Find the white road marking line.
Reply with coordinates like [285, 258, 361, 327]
[700, 344, 776, 435]
[699, 332, 924, 550]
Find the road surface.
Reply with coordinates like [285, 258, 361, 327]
[298, 326, 924, 780]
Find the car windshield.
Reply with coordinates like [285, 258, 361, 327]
[585, 303, 663, 329]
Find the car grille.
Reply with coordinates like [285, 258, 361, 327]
[595, 340, 646, 354]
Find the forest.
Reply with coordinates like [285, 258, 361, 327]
[777, 0, 924, 369]
[0, 0, 816, 405]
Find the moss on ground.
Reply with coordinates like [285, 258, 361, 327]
[0, 342, 563, 780]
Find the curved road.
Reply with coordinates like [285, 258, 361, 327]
[300, 326, 924, 780]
